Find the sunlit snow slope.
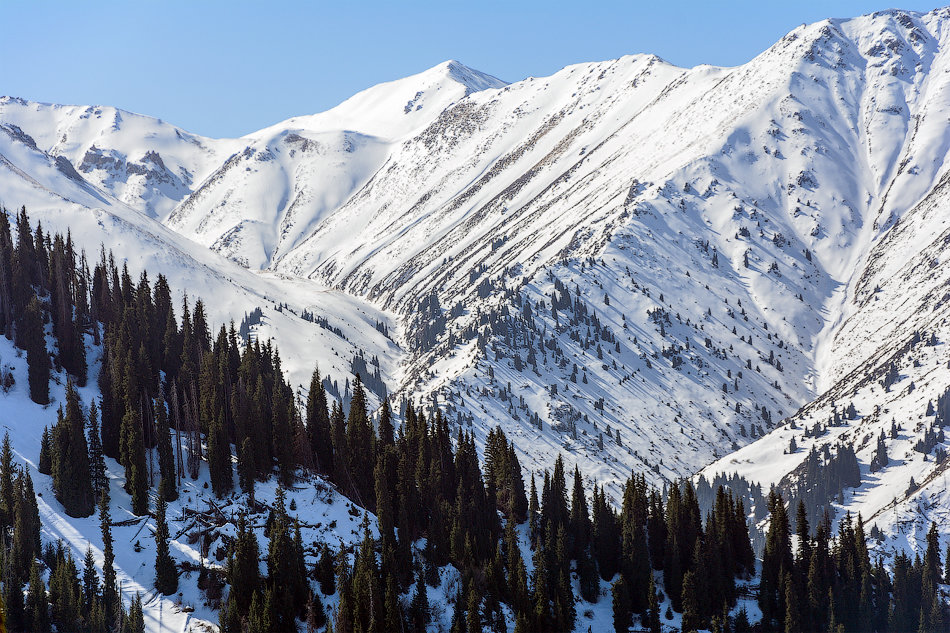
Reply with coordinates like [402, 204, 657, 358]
[3, 8, 950, 514]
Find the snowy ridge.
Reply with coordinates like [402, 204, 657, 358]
[0, 8, 949, 606]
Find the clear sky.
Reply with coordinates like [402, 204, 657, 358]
[2, 1, 941, 138]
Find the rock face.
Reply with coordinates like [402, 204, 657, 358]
[3, 9, 950, 522]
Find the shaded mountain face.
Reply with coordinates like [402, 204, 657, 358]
[3, 8, 950, 517]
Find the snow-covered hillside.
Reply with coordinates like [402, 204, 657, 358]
[2, 6, 950, 557]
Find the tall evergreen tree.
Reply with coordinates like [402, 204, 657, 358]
[21, 294, 50, 404]
[87, 401, 107, 501]
[238, 436, 256, 500]
[207, 409, 233, 498]
[227, 513, 261, 618]
[52, 380, 94, 517]
[99, 493, 118, 619]
[345, 375, 375, 507]
[38, 426, 53, 475]
[266, 487, 305, 629]
[410, 565, 430, 633]
[378, 397, 394, 447]
[154, 495, 178, 595]
[306, 366, 333, 476]
[0, 431, 16, 531]
[121, 405, 149, 515]
[82, 545, 100, 619]
[681, 569, 702, 633]
[760, 490, 792, 631]
[12, 471, 41, 582]
[155, 394, 178, 502]
[26, 558, 51, 633]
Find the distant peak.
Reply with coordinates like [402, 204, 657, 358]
[431, 59, 508, 94]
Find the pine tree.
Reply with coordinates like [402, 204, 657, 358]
[49, 547, 81, 629]
[227, 513, 261, 618]
[647, 574, 662, 633]
[238, 436, 256, 499]
[99, 493, 118, 619]
[26, 558, 51, 633]
[82, 545, 100, 618]
[920, 522, 943, 633]
[383, 576, 401, 633]
[3, 570, 25, 633]
[207, 409, 233, 498]
[219, 593, 241, 633]
[611, 576, 631, 633]
[784, 570, 801, 633]
[87, 401, 107, 501]
[760, 490, 792, 630]
[52, 380, 95, 517]
[22, 294, 50, 404]
[267, 487, 304, 630]
[378, 397, 394, 447]
[128, 593, 145, 633]
[306, 366, 334, 476]
[98, 346, 120, 460]
[155, 395, 178, 502]
[12, 471, 41, 582]
[345, 375, 375, 507]
[154, 495, 178, 595]
[37, 428, 53, 481]
[681, 570, 702, 632]
[351, 516, 382, 633]
[0, 431, 15, 531]
[120, 404, 149, 515]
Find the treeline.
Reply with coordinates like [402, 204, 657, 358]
[3, 205, 949, 633]
[1, 426, 149, 633]
[218, 388, 759, 633]
[760, 495, 949, 633]
[0, 207, 89, 404]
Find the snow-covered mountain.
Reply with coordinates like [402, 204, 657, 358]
[3, 7, 950, 538]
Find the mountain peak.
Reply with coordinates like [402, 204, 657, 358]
[249, 60, 505, 142]
[434, 59, 507, 94]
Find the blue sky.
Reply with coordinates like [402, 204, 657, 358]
[2, 1, 940, 138]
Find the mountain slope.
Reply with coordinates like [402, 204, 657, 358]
[2, 8, 950, 509]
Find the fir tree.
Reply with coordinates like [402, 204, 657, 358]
[611, 576, 631, 633]
[207, 409, 233, 498]
[12, 471, 41, 582]
[52, 380, 95, 517]
[0, 431, 15, 531]
[783, 570, 801, 633]
[238, 436, 256, 500]
[681, 570, 702, 632]
[82, 545, 100, 618]
[267, 487, 305, 630]
[647, 574, 662, 633]
[760, 490, 792, 630]
[22, 294, 50, 404]
[155, 395, 178, 502]
[87, 401, 107, 501]
[306, 366, 333, 476]
[227, 513, 261, 618]
[378, 397, 394, 447]
[345, 375, 375, 507]
[121, 405, 149, 515]
[154, 496, 178, 595]
[127, 593, 145, 633]
[99, 493, 118, 619]
[26, 558, 51, 633]
[39, 426, 52, 475]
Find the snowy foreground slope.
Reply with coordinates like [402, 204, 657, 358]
[2, 6, 950, 630]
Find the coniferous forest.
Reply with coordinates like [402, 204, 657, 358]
[0, 202, 948, 633]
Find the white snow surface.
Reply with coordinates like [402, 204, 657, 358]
[2, 7, 950, 630]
